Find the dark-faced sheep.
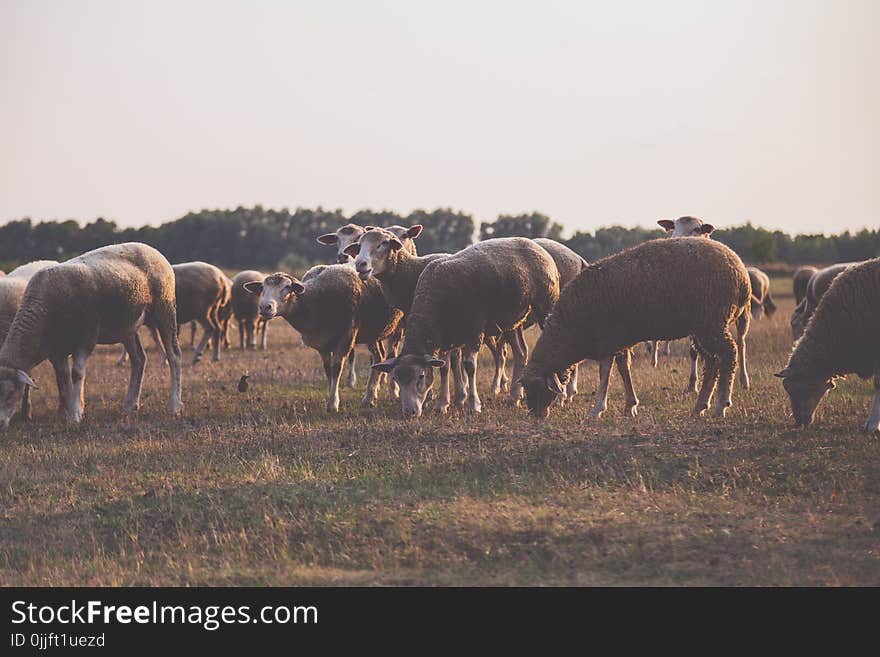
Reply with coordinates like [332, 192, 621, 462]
[776, 258, 880, 433]
[521, 238, 751, 420]
[231, 270, 269, 350]
[790, 262, 860, 340]
[372, 237, 560, 417]
[0, 244, 182, 428]
[746, 266, 776, 320]
[244, 266, 402, 412]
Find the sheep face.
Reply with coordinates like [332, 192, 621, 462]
[316, 224, 365, 264]
[776, 368, 834, 427]
[521, 372, 565, 419]
[373, 354, 444, 417]
[657, 216, 715, 237]
[345, 228, 404, 280]
[0, 367, 35, 429]
[243, 274, 305, 320]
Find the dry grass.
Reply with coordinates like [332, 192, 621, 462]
[1, 283, 878, 586]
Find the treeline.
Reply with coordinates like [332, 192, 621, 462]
[1, 206, 878, 271]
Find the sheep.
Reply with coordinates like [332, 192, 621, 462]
[372, 237, 560, 417]
[792, 266, 818, 305]
[790, 262, 859, 340]
[746, 266, 776, 320]
[657, 216, 715, 237]
[0, 243, 182, 428]
[775, 258, 880, 434]
[483, 238, 588, 404]
[244, 266, 402, 412]
[173, 262, 231, 364]
[231, 270, 269, 350]
[343, 226, 467, 413]
[317, 223, 419, 263]
[0, 260, 59, 421]
[521, 238, 751, 420]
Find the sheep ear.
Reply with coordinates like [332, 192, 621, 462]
[657, 219, 675, 232]
[372, 357, 398, 373]
[423, 355, 445, 368]
[699, 223, 715, 235]
[405, 224, 423, 239]
[343, 243, 361, 257]
[774, 367, 791, 378]
[15, 370, 37, 388]
[242, 281, 263, 295]
[317, 233, 338, 245]
[364, 225, 376, 231]
[287, 280, 305, 295]
[387, 237, 404, 251]
[545, 372, 565, 394]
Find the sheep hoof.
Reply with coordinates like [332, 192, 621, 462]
[326, 405, 340, 414]
[625, 406, 638, 418]
[361, 397, 377, 408]
[693, 404, 708, 417]
[686, 383, 698, 393]
[468, 401, 482, 413]
[435, 405, 449, 415]
[590, 408, 606, 419]
[863, 420, 880, 435]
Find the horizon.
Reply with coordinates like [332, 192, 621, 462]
[2, 1, 878, 235]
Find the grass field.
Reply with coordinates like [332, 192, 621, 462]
[1, 282, 878, 586]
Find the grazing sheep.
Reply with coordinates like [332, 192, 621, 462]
[344, 226, 467, 413]
[746, 267, 776, 320]
[776, 258, 880, 433]
[372, 237, 560, 417]
[657, 216, 715, 237]
[231, 270, 269, 350]
[173, 262, 231, 364]
[521, 238, 751, 420]
[792, 266, 818, 305]
[245, 266, 402, 412]
[0, 243, 182, 428]
[0, 260, 58, 421]
[790, 263, 859, 340]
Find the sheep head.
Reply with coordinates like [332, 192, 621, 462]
[345, 227, 404, 280]
[373, 353, 444, 417]
[243, 273, 304, 320]
[0, 367, 36, 430]
[658, 216, 715, 237]
[521, 371, 565, 419]
[316, 224, 366, 264]
[775, 366, 835, 428]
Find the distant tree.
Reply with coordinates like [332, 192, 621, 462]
[479, 212, 564, 241]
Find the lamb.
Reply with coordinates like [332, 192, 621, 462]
[244, 265, 402, 412]
[790, 262, 859, 339]
[231, 270, 269, 350]
[0, 243, 182, 428]
[521, 238, 751, 420]
[344, 226, 467, 413]
[775, 258, 880, 434]
[372, 237, 560, 417]
[0, 260, 59, 421]
[792, 266, 818, 305]
[746, 266, 776, 320]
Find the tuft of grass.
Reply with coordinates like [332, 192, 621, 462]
[1, 286, 878, 586]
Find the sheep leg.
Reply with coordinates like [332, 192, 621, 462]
[117, 345, 129, 366]
[615, 350, 639, 417]
[192, 318, 213, 364]
[209, 305, 222, 363]
[154, 306, 183, 417]
[435, 351, 452, 415]
[19, 385, 32, 422]
[687, 339, 699, 393]
[238, 319, 245, 350]
[710, 329, 738, 417]
[386, 329, 402, 399]
[591, 356, 614, 419]
[736, 311, 750, 390]
[188, 321, 196, 350]
[487, 336, 507, 397]
[69, 347, 93, 423]
[259, 318, 268, 350]
[221, 316, 231, 349]
[450, 348, 468, 407]
[863, 374, 880, 435]
[362, 342, 384, 407]
[693, 340, 721, 416]
[50, 355, 76, 423]
[462, 347, 482, 413]
[346, 349, 358, 388]
[322, 351, 344, 413]
[244, 318, 256, 350]
[507, 327, 527, 405]
[650, 341, 659, 368]
[121, 332, 146, 413]
[566, 361, 580, 401]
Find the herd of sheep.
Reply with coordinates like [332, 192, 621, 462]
[0, 215, 877, 435]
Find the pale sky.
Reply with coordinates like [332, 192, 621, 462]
[1, 0, 878, 235]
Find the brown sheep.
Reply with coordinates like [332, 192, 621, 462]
[792, 266, 818, 305]
[746, 266, 776, 320]
[790, 262, 860, 339]
[0, 244, 182, 428]
[521, 238, 751, 420]
[372, 237, 560, 417]
[776, 258, 880, 433]
[231, 270, 269, 350]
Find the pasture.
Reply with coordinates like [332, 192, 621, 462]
[1, 282, 878, 586]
